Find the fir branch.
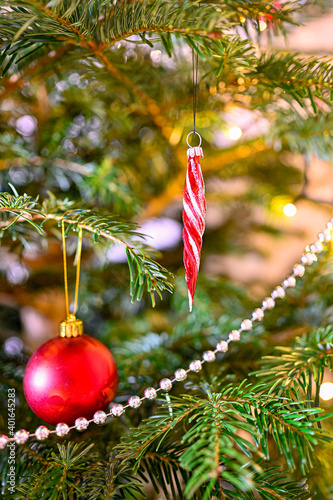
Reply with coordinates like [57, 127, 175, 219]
[272, 111, 333, 161]
[212, 383, 332, 473]
[0, 1, 233, 65]
[92, 49, 173, 142]
[12, 442, 142, 499]
[255, 326, 333, 403]
[0, 191, 174, 305]
[0, 43, 72, 99]
[223, 466, 312, 500]
[14, 442, 96, 499]
[118, 383, 331, 498]
[254, 52, 333, 113]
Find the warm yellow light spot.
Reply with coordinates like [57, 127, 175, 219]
[237, 77, 245, 85]
[239, 15, 246, 23]
[283, 203, 297, 218]
[228, 126, 243, 141]
[320, 382, 333, 401]
[169, 127, 182, 146]
[259, 19, 267, 31]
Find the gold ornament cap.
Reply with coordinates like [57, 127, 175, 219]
[59, 314, 83, 338]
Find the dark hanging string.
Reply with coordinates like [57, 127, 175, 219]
[192, 47, 199, 133]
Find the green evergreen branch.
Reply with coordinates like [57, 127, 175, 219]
[255, 326, 333, 403]
[254, 52, 333, 112]
[0, 43, 73, 99]
[271, 111, 333, 160]
[13, 442, 143, 499]
[117, 387, 330, 497]
[1, 0, 297, 55]
[0, 191, 174, 305]
[2, 1, 330, 116]
[223, 466, 312, 500]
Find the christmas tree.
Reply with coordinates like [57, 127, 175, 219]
[1, 1, 333, 498]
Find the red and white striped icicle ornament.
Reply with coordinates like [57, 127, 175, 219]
[182, 144, 206, 311]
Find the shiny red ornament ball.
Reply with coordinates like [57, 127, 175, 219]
[23, 334, 118, 426]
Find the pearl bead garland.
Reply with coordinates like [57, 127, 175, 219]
[128, 395, 141, 408]
[93, 410, 107, 424]
[1, 217, 332, 448]
[189, 360, 202, 372]
[111, 404, 124, 417]
[144, 387, 157, 400]
[36, 426, 49, 441]
[229, 330, 241, 341]
[55, 423, 69, 437]
[216, 340, 228, 352]
[252, 308, 264, 321]
[203, 350, 216, 362]
[174, 368, 187, 381]
[75, 417, 89, 431]
[160, 378, 173, 391]
[240, 319, 252, 331]
[14, 429, 29, 444]
[0, 435, 8, 449]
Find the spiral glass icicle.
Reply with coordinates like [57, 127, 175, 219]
[182, 146, 206, 311]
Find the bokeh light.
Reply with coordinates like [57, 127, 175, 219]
[259, 19, 267, 31]
[319, 382, 333, 401]
[15, 115, 37, 136]
[283, 203, 297, 217]
[4, 336, 24, 356]
[228, 126, 243, 141]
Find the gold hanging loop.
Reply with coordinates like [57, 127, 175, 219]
[60, 220, 83, 338]
[74, 226, 83, 316]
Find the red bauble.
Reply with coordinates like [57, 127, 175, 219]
[23, 334, 118, 426]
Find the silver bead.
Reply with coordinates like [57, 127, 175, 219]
[203, 350, 216, 362]
[310, 241, 323, 254]
[14, 429, 29, 444]
[128, 395, 142, 408]
[301, 253, 315, 265]
[262, 297, 275, 310]
[189, 360, 202, 372]
[293, 264, 305, 277]
[174, 369, 187, 381]
[287, 276, 296, 287]
[160, 378, 172, 391]
[93, 410, 107, 424]
[282, 277, 296, 289]
[240, 320, 252, 331]
[327, 220, 333, 229]
[75, 417, 89, 430]
[111, 404, 124, 417]
[35, 426, 49, 441]
[0, 435, 8, 449]
[252, 308, 264, 321]
[55, 423, 69, 437]
[216, 341, 228, 353]
[229, 329, 241, 341]
[300, 253, 309, 265]
[271, 286, 285, 299]
[144, 387, 157, 400]
[322, 229, 331, 242]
